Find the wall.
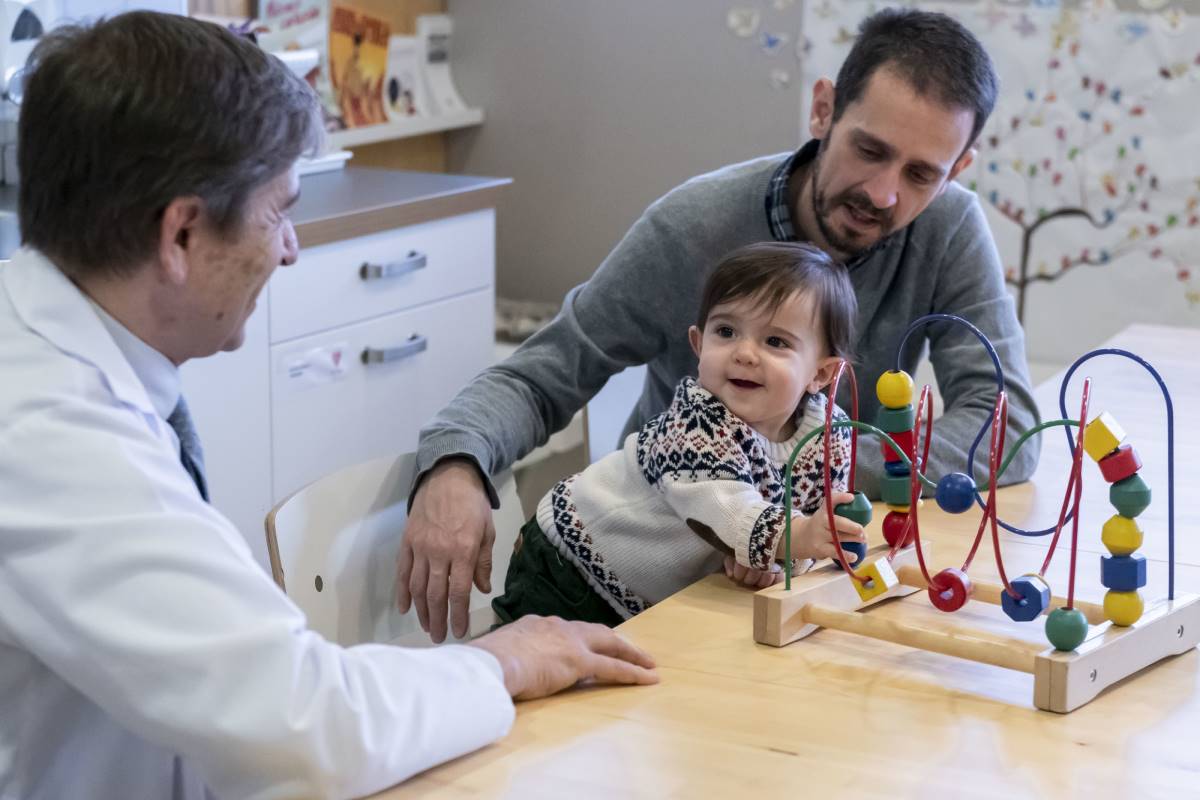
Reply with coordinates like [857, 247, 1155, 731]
[445, 0, 805, 304]
[447, 0, 1200, 362]
[801, 0, 1200, 363]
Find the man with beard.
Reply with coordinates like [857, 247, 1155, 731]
[400, 8, 1040, 642]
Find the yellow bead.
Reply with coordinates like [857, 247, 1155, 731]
[885, 500, 923, 514]
[1101, 514, 1143, 556]
[1083, 411, 1126, 463]
[876, 370, 914, 409]
[851, 557, 899, 602]
[1103, 589, 1144, 626]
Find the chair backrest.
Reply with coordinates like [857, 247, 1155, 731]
[265, 453, 524, 647]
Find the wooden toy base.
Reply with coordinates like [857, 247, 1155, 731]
[753, 542, 1200, 713]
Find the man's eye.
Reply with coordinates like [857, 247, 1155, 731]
[858, 147, 881, 160]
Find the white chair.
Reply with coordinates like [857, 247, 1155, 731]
[265, 453, 525, 647]
[583, 364, 647, 463]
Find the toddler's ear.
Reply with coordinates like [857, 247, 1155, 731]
[688, 325, 703, 359]
[807, 356, 843, 394]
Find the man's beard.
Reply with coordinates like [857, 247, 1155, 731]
[810, 150, 895, 262]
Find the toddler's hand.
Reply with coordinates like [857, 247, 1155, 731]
[722, 555, 783, 589]
[789, 491, 868, 565]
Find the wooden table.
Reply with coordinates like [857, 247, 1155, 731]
[378, 324, 1200, 799]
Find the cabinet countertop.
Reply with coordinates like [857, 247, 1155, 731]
[293, 168, 511, 248]
[0, 167, 512, 249]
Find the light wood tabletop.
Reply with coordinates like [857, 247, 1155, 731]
[375, 323, 1200, 799]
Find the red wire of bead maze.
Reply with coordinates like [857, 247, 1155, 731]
[885, 383, 933, 562]
[1039, 379, 1091, 610]
[822, 374, 1094, 613]
[820, 360, 868, 582]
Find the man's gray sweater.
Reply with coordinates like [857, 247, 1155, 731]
[416, 150, 1040, 501]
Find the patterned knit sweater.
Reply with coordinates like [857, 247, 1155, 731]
[536, 377, 852, 619]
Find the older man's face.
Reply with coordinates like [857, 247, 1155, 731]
[187, 167, 301, 357]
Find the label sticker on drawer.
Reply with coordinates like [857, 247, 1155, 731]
[284, 343, 350, 387]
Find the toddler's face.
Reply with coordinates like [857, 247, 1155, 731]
[688, 290, 840, 442]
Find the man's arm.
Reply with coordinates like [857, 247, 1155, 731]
[414, 204, 685, 491]
[402, 199, 688, 641]
[856, 196, 1041, 498]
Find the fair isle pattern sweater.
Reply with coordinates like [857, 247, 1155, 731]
[536, 377, 852, 619]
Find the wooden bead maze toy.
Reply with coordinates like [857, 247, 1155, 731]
[752, 313, 1199, 713]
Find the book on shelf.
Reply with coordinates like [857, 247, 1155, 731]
[383, 35, 429, 121]
[415, 14, 468, 116]
[256, 0, 344, 132]
[328, 3, 390, 129]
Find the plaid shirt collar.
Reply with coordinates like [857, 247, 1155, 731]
[765, 139, 820, 242]
[765, 138, 892, 267]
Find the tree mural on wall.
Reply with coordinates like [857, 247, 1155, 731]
[965, 9, 1200, 323]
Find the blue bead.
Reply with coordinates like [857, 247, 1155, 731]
[831, 540, 868, 571]
[935, 472, 976, 514]
[884, 461, 910, 477]
[1101, 554, 1147, 592]
[1001, 574, 1051, 622]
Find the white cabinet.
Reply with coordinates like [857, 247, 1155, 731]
[182, 194, 499, 569]
[271, 288, 493, 502]
[269, 211, 494, 342]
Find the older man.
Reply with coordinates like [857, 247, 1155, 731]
[0, 12, 655, 800]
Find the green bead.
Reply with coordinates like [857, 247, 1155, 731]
[880, 473, 917, 506]
[1045, 607, 1089, 651]
[875, 404, 915, 434]
[1110, 473, 1151, 518]
[835, 491, 873, 527]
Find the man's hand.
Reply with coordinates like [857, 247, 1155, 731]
[469, 615, 658, 700]
[397, 458, 495, 642]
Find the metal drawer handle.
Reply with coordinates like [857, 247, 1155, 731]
[361, 334, 428, 365]
[359, 250, 427, 281]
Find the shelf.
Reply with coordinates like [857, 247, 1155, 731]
[326, 108, 484, 150]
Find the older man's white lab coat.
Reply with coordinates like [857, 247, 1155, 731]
[0, 249, 514, 799]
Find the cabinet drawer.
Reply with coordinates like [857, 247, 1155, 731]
[270, 288, 494, 501]
[270, 209, 494, 343]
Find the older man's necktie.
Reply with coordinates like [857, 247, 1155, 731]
[167, 395, 209, 503]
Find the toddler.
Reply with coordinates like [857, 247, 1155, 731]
[493, 241, 866, 626]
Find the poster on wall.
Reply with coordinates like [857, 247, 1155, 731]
[798, 0, 1200, 361]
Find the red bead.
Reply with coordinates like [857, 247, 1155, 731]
[1098, 444, 1142, 484]
[880, 428, 915, 463]
[928, 568, 973, 612]
[882, 511, 912, 548]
